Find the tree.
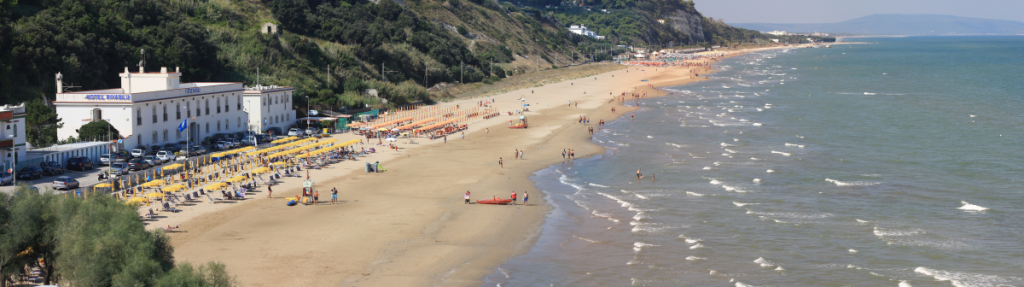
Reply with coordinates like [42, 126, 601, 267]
[77, 120, 120, 142]
[25, 100, 61, 147]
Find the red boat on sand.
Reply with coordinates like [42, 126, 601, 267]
[477, 196, 513, 205]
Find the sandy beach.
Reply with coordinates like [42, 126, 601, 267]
[164, 46, 793, 286]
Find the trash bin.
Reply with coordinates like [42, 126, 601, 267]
[365, 162, 375, 173]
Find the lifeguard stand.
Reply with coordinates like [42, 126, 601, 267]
[300, 179, 315, 205]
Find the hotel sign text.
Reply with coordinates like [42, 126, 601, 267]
[185, 88, 201, 93]
[85, 94, 131, 100]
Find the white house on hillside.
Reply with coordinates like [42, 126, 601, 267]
[569, 25, 606, 40]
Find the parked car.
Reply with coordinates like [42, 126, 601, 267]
[288, 128, 302, 136]
[100, 154, 112, 165]
[40, 161, 65, 176]
[127, 158, 150, 171]
[108, 163, 129, 176]
[52, 176, 80, 190]
[17, 167, 44, 179]
[164, 143, 181, 152]
[143, 155, 163, 166]
[131, 148, 146, 158]
[156, 151, 173, 162]
[67, 157, 94, 171]
[266, 127, 283, 137]
[147, 145, 162, 155]
[190, 145, 206, 155]
[113, 152, 130, 163]
[0, 172, 12, 185]
[306, 127, 320, 136]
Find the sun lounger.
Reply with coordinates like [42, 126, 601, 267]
[162, 202, 179, 213]
[206, 194, 221, 204]
[160, 226, 179, 232]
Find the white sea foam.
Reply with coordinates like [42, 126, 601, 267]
[736, 282, 751, 287]
[685, 191, 705, 197]
[724, 148, 738, 154]
[873, 227, 925, 237]
[588, 183, 609, 188]
[633, 241, 658, 252]
[710, 270, 718, 275]
[855, 218, 871, 224]
[635, 193, 649, 200]
[690, 243, 704, 249]
[864, 92, 877, 95]
[784, 143, 806, 148]
[825, 178, 881, 187]
[898, 280, 913, 287]
[733, 201, 755, 207]
[754, 257, 775, 267]
[750, 157, 760, 160]
[766, 169, 775, 173]
[558, 175, 586, 192]
[665, 142, 684, 148]
[573, 235, 601, 243]
[775, 266, 785, 271]
[703, 166, 712, 170]
[771, 150, 792, 156]
[684, 238, 702, 244]
[796, 135, 805, 139]
[969, 114, 977, 118]
[958, 201, 989, 212]
[709, 179, 723, 185]
[914, 267, 1019, 287]
[722, 185, 748, 193]
[752, 123, 763, 126]
[685, 256, 706, 261]
[591, 210, 620, 223]
[598, 192, 634, 208]
[752, 178, 761, 183]
[721, 142, 737, 147]
[849, 249, 858, 253]
[646, 135, 653, 139]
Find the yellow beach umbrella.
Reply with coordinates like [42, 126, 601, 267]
[273, 162, 287, 166]
[140, 180, 165, 187]
[164, 163, 183, 169]
[226, 176, 247, 183]
[125, 197, 149, 206]
[251, 167, 271, 174]
[145, 192, 165, 199]
[205, 183, 226, 190]
[161, 185, 185, 192]
[94, 183, 112, 188]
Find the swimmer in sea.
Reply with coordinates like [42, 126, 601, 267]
[637, 168, 643, 180]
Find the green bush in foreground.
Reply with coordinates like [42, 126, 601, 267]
[0, 186, 235, 287]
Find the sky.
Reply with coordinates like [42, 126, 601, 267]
[692, 0, 1024, 24]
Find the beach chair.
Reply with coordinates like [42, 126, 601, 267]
[206, 194, 221, 204]
[184, 194, 192, 201]
[192, 191, 199, 198]
[162, 202, 179, 213]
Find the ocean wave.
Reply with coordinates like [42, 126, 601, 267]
[598, 192, 633, 208]
[573, 235, 601, 243]
[849, 248, 858, 253]
[558, 175, 586, 192]
[855, 218, 871, 224]
[709, 179, 723, 185]
[898, 280, 913, 287]
[914, 267, 1021, 287]
[753, 257, 775, 267]
[873, 227, 925, 237]
[635, 193, 649, 200]
[766, 169, 775, 173]
[753, 123, 763, 126]
[724, 148, 738, 154]
[633, 241, 658, 252]
[684, 238, 702, 244]
[685, 191, 706, 197]
[825, 178, 881, 187]
[958, 201, 989, 212]
[591, 210, 620, 223]
[752, 178, 761, 183]
[689, 243, 704, 249]
[722, 185, 749, 193]
[771, 150, 792, 156]
[721, 142, 737, 147]
[588, 183, 610, 188]
[784, 143, 806, 148]
[748, 210, 834, 219]
[733, 201, 756, 207]
[685, 256, 706, 261]
[703, 166, 712, 170]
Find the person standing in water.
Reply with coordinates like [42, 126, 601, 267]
[523, 191, 529, 206]
[637, 168, 643, 180]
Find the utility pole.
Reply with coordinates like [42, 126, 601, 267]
[460, 60, 463, 84]
[327, 64, 330, 86]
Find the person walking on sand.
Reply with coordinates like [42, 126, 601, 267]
[515, 149, 519, 160]
[511, 191, 517, 205]
[331, 187, 338, 204]
[444, 135, 447, 144]
[267, 185, 273, 198]
[519, 149, 524, 160]
[313, 190, 319, 205]
[465, 190, 471, 204]
[523, 191, 529, 206]
[499, 157, 503, 168]
[562, 149, 566, 159]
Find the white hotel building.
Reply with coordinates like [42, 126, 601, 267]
[54, 67, 295, 150]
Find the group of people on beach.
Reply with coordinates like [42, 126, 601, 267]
[463, 190, 529, 205]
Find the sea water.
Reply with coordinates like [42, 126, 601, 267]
[481, 37, 1024, 286]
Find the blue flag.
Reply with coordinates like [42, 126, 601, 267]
[177, 119, 187, 132]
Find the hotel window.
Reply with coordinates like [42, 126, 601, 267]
[237, 95, 242, 110]
[176, 129, 181, 139]
[152, 132, 158, 143]
[225, 97, 230, 112]
[163, 105, 168, 122]
[12, 124, 16, 137]
[217, 121, 221, 131]
[216, 98, 221, 113]
[92, 108, 102, 121]
[163, 130, 168, 141]
[205, 123, 209, 133]
[237, 117, 241, 127]
[195, 101, 200, 117]
[176, 104, 181, 119]
[186, 102, 191, 118]
[136, 108, 142, 126]
[225, 119, 229, 129]
[205, 99, 210, 115]
[152, 106, 157, 123]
